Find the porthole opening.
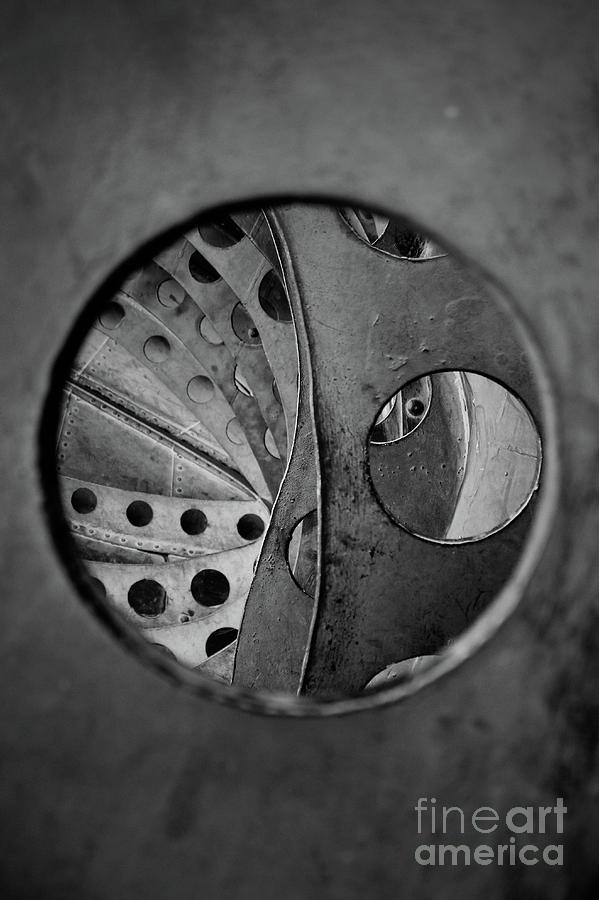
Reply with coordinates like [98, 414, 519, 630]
[50, 199, 549, 715]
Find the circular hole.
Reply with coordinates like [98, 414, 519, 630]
[186, 375, 215, 404]
[71, 487, 97, 514]
[143, 335, 171, 363]
[368, 372, 542, 543]
[225, 418, 244, 445]
[231, 302, 261, 345]
[339, 207, 445, 259]
[198, 216, 245, 248]
[370, 377, 432, 443]
[188, 250, 221, 283]
[191, 569, 230, 607]
[205, 627, 238, 657]
[152, 643, 177, 661]
[98, 301, 125, 329]
[198, 314, 224, 345]
[126, 500, 154, 527]
[89, 577, 106, 600]
[237, 513, 265, 541]
[157, 279, 186, 308]
[234, 365, 254, 397]
[53, 196, 550, 712]
[264, 427, 281, 459]
[128, 580, 167, 617]
[180, 508, 208, 535]
[258, 270, 292, 323]
[287, 510, 318, 598]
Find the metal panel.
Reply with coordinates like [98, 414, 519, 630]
[1, 1, 598, 898]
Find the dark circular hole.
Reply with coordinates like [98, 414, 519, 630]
[406, 398, 425, 417]
[188, 250, 221, 283]
[126, 500, 153, 527]
[198, 216, 245, 248]
[71, 487, 97, 514]
[258, 270, 292, 323]
[231, 302, 261, 345]
[143, 335, 171, 363]
[98, 301, 125, 329]
[180, 508, 208, 535]
[237, 513, 265, 541]
[89, 577, 106, 600]
[191, 569, 230, 607]
[152, 643, 176, 660]
[205, 627, 238, 657]
[128, 579, 167, 617]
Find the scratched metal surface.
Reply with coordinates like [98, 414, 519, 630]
[2, 1, 599, 897]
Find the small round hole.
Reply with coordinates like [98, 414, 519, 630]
[205, 627, 238, 657]
[71, 487, 97, 514]
[188, 250, 221, 283]
[225, 418, 244, 445]
[264, 428, 280, 459]
[143, 335, 171, 363]
[198, 216, 245, 248]
[89, 577, 106, 600]
[157, 279, 185, 308]
[180, 508, 208, 535]
[258, 270, 292, 323]
[231, 302, 261, 345]
[191, 569, 230, 607]
[126, 500, 154, 527]
[237, 513, 265, 541]
[128, 580, 167, 617]
[98, 301, 125, 329]
[186, 375, 214, 404]
[198, 315, 224, 345]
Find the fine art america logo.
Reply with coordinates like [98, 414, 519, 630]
[414, 797, 566, 866]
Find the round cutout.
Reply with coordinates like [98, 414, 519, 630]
[368, 372, 542, 543]
[191, 569, 230, 607]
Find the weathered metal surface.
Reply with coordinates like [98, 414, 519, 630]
[255, 205, 540, 696]
[2, 1, 599, 898]
[91, 541, 258, 633]
[94, 290, 272, 499]
[61, 475, 268, 557]
[155, 237, 290, 448]
[124, 258, 288, 488]
[186, 225, 298, 447]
